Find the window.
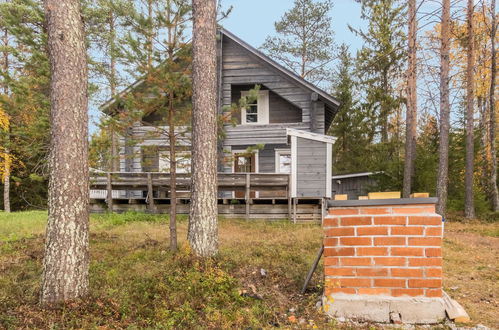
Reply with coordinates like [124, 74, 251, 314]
[159, 151, 191, 173]
[241, 90, 269, 125]
[275, 149, 291, 174]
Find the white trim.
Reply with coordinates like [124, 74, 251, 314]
[326, 143, 332, 198]
[290, 135, 297, 198]
[332, 172, 376, 180]
[286, 128, 337, 144]
[241, 90, 269, 125]
[274, 149, 291, 174]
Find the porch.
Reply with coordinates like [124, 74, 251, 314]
[90, 172, 324, 222]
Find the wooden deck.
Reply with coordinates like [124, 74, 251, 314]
[90, 172, 323, 222]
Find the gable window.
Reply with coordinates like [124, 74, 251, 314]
[241, 90, 269, 125]
[275, 149, 291, 174]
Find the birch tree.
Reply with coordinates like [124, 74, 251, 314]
[464, 0, 475, 218]
[436, 0, 451, 215]
[488, 0, 498, 211]
[40, 0, 90, 304]
[188, 0, 218, 257]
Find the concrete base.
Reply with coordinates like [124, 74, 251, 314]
[323, 294, 446, 324]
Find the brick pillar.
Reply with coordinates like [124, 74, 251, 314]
[322, 198, 446, 324]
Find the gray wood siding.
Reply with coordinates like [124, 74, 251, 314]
[332, 176, 377, 200]
[296, 137, 327, 197]
[220, 35, 327, 147]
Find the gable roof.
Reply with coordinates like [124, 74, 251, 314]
[219, 29, 340, 109]
[100, 29, 340, 115]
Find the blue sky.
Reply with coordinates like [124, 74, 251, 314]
[220, 0, 365, 53]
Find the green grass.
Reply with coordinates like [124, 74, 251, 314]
[0, 211, 497, 329]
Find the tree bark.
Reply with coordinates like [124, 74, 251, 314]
[403, 0, 418, 198]
[436, 0, 451, 216]
[2, 26, 10, 213]
[464, 0, 475, 219]
[188, 0, 218, 257]
[40, 0, 90, 305]
[168, 95, 177, 252]
[488, 0, 499, 211]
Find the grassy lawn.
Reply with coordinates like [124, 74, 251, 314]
[0, 211, 497, 329]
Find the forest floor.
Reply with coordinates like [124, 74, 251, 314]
[0, 211, 497, 329]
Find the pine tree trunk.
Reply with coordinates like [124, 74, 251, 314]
[109, 10, 119, 172]
[169, 99, 177, 252]
[403, 0, 417, 198]
[2, 26, 10, 213]
[488, 0, 499, 211]
[464, 0, 475, 219]
[188, 0, 218, 257]
[40, 0, 90, 305]
[436, 0, 451, 216]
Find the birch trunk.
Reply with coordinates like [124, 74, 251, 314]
[488, 0, 499, 211]
[464, 0, 475, 219]
[40, 0, 90, 305]
[403, 0, 417, 198]
[188, 0, 218, 257]
[436, 0, 451, 216]
[2, 26, 10, 213]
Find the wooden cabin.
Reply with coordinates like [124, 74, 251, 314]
[91, 29, 340, 221]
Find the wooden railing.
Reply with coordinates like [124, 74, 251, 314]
[90, 172, 292, 217]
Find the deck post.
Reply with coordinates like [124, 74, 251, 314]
[147, 173, 156, 212]
[293, 198, 297, 224]
[245, 173, 250, 220]
[106, 172, 113, 212]
[287, 175, 292, 220]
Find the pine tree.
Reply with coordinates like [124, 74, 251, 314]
[40, 0, 89, 304]
[261, 0, 335, 84]
[188, 0, 218, 257]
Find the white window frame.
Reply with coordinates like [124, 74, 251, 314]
[240, 90, 269, 125]
[274, 149, 291, 174]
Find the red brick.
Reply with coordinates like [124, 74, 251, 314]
[359, 207, 391, 215]
[373, 216, 406, 225]
[358, 288, 391, 295]
[323, 217, 339, 227]
[391, 288, 424, 297]
[325, 267, 355, 276]
[356, 247, 388, 256]
[391, 226, 424, 236]
[356, 268, 388, 277]
[425, 227, 443, 236]
[374, 257, 406, 266]
[374, 237, 406, 246]
[408, 215, 442, 226]
[425, 248, 442, 257]
[324, 257, 338, 266]
[329, 208, 358, 216]
[408, 237, 442, 246]
[340, 237, 372, 246]
[408, 258, 442, 267]
[325, 227, 355, 237]
[391, 247, 424, 256]
[324, 247, 355, 257]
[340, 278, 371, 287]
[341, 257, 372, 266]
[393, 205, 435, 214]
[391, 268, 423, 277]
[325, 287, 356, 295]
[341, 216, 372, 226]
[426, 289, 443, 297]
[324, 237, 338, 246]
[357, 227, 388, 236]
[408, 279, 442, 288]
[425, 268, 442, 277]
[374, 278, 406, 287]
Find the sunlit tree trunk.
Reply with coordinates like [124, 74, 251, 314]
[2, 26, 10, 213]
[488, 0, 499, 211]
[436, 0, 451, 216]
[40, 0, 89, 305]
[464, 0, 475, 219]
[403, 0, 417, 198]
[188, 0, 218, 257]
